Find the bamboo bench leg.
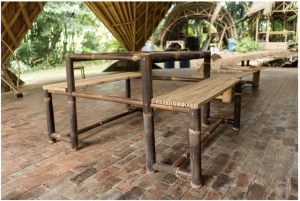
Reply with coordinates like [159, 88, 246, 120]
[203, 56, 210, 126]
[126, 79, 130, 109]
[233, 82, 241, 131]
[44, 90, 56, 143]
[252, 71, 260, 87]
[66, 55, 78, 151]
[189, 108, 202, 188]
[141, 54, 156, 173]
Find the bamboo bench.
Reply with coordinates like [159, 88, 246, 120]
[149, 77, 241, 188]
[43, 72, 141, 92]
[74, 66, 86, 79]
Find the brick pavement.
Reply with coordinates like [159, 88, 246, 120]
[1, 68, 298, 200]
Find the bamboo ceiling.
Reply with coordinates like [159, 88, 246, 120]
[85, 2, 173, 51]
[1, 2, 46, 67]
[157, 2, 237, 48]
[1, 2, 173, 67]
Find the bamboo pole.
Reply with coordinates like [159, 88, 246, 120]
[266, 15, 270, 42]
[255, 12, 260, 44]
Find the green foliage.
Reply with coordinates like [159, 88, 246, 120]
[8, 2, 126, 73]
[233, 37, 262, 53]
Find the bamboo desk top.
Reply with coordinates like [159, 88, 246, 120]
[43, 72, 141, 92]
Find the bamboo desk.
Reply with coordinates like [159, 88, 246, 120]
[42, 51, 242, 188]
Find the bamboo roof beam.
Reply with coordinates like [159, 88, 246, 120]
[1, 14, 19, 48]
[19, 2, 32, 29]
[144, 2, 149, 44]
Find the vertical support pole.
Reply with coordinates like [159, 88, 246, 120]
[44, 90, 56, 143]
[125, 79, 131, 109]
[252, 71, 260, 87]
[66, 55, 78, 151]
[255, 12, 260, 44]
[141, 54, 156, 173]
[203, 52, 211, 126]
[266, 15, 270, 42]
[189, 108, 202, 188]
[233, 82, 241, 131]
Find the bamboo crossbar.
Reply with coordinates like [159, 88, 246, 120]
[152, 76, 203, 82]
[65, 51, 211, 63]
[47, 90, 190, 113]
[51, 109, 138, 142]
[152, 163, 191, 179]
[171, 119, 223, 167]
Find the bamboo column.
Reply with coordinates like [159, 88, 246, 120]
[126, 79, 131, 108]
[66, 55, 78, 151]
[218, 25, 226, 51]
[189, 108, 202, 188]
[255, 12, 260, 43]
[203, 54, 211, 126]
[141, 54, 156, 173]
[266, 15, 270, 42]
[233, 82, 241, 131]
[44, 90, 56, 143]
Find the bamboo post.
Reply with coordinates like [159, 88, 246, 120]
[44, 90, 56, 143]
[218, 25, 226, 51]
[66, 55, 78, 151]
[189, 108, 202, 188]
[252, 71, 260, 87]
[255, 12, 260, 44]
[126, 79, 131, 108]
[233, 82, 241, 131]
[203, 54, 211, 126]
[141, 54, 156, 173]
[266, 15, 270, 42]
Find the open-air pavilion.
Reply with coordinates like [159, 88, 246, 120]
[1, 1, 298, 200]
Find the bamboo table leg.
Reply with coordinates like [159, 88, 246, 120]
[203, 55, 211, 126]
[66, 55, 78, 151]
[233, 82, 241, 131]
[141, 54, 156, 173]
[126, 79, 131, 109]
[189, 108, 202, 188]
[82, 67, 85, 79]
[252, 71, 260, 87]
[44, 90, 56, 143]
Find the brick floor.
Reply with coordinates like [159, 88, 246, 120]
[1, 68, 298, 200]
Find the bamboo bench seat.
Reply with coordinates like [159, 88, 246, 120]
[43, 72, 141, 92]
[152, 77, 240, 109]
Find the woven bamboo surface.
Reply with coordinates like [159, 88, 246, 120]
[152, 77, 240, 109]
[1, 2, 46, 67]
[43, 72, 141, 92]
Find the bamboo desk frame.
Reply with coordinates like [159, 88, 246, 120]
[43, 51, 242, 188]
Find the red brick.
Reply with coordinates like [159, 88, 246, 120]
[1, 177, 30, 194]
[15, 185, 47, 200]
[62, 177, 99, 199]
[75, 191, 97, 200]
[246, 183, 268, 200]
[113, 162, 140, 179]
[203, 190, 224, 200]
[94, 155, 119, 170]
[139, 182, 169, 200]
[211, 174, 235, 193]
[89, 175, 121, 196]
[181, 192, 202, 200]
[114, 172, 144, 193]
[1, 187, 25, 200]
[1, 166, 20, 178]
[93, 165, 121, 181]
[232, 172, 255, 191]
[163, 179, 191, 199]
[43, 170, 75, 189]
[51, 160, 79, 176]
[224, 187, 246, 200]
[22, 173, 54, 190]
[137, 172, 164, 190]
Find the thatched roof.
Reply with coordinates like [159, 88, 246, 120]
[1, 2, 173, 67]
[248, 2, 275, 16]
